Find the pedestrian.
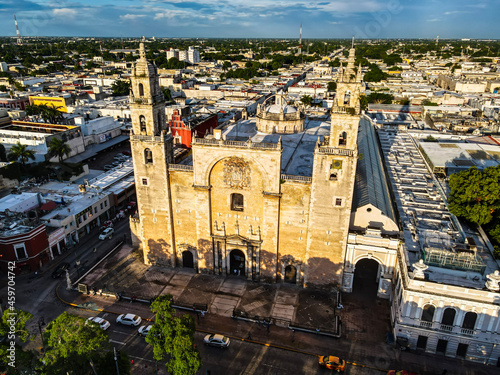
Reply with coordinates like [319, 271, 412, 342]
[246, 332, 252, 340]
[234, 269, 237, 275]
[237, 269, 240, 276]
[201, 310, 205, 318]
[316, 328, 320, 334]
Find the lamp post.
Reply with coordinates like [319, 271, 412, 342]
[38, 317, 45, 351]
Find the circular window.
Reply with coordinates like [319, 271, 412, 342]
[367, 208, 372, 212]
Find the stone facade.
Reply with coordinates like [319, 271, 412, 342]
[130, 45, 361, 287]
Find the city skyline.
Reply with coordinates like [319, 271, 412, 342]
[0, 0, 497, 39]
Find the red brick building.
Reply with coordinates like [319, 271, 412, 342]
[0, 224, 50, 274]
[168, 109, 218, 148]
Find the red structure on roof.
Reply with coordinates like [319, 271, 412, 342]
[168, 109, 218, 148]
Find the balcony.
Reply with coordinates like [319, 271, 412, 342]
[439, 324, 453, 332]
[419, 321, 433, 329]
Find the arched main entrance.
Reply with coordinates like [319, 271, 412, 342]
[284, 265, 297, 284]
[230, 249, 245, 276]
[182, 251, 194, 268]
[353, 258, 380, 296]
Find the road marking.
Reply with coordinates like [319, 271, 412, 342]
[109, 339, 126, 345]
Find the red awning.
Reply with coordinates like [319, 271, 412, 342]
[40, 201, 57, 211]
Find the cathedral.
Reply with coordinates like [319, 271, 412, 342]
[130, 43, 362, 287]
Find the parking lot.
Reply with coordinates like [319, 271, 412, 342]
[87, 141, 132, 171]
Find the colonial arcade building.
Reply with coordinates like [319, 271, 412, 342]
[129, 44, 500, 364]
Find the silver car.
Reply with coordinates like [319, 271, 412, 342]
[203, 334, 230, 348]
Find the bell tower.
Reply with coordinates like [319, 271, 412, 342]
[305, 43, 362, 287]
[129, 43, 175, 267]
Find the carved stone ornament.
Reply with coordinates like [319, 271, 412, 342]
[223, 157, 251, 189]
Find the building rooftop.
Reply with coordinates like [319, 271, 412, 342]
[376, 127, 499, 289]
[214, 117, 330, 177]
[353, 117, 396, 222]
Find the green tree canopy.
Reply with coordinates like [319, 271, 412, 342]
[0, 309, 38, 374]
[327, 81, 337, 92]
[363, 64, 387, 82]
[448, 166, 500, 225]
[47, 137, 72, 163]
[111, 79, 131, 97]
[147, 295, 201, 375]
[8, 142, 36, 165]
[300, 95, 313, 107]
[42, 312, 110, 375]
[0, 143, 7, 162]
[366, 92, 394, 104]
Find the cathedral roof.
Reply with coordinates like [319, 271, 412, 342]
[353, 117, 396, 222]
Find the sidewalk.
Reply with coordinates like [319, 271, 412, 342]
[56, 246, 495, 375]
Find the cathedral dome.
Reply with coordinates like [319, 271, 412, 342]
[266, 104, 298, 114]
[256, 93, 305, 134]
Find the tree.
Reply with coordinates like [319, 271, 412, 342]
[0, 309, 39, 374]
[162, 87, 173, 102]
[327, 82, 337, 92]
[448, 166, 500, 225]
[111, 79, 131, 97]
[222, 61, 232, 71]
[366, 92, 394, 104]
[47, 137, 72, 163]
[8, 142, 36, 165]
[147, 295, 201, 375]
[42, 312, 110, 375]
[300, 95, 313, 107]
[0, 143, 7, 162]
[363, 64, 387, 82]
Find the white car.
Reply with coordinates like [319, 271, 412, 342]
[116, 313, 142, 326]
[87, 316, 111, 331]
[138, 325, 153, 337]
[99, 227, 114, 240]
[203, 334, 230, 348]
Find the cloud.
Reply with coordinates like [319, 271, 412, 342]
[52, 8, 78, 18]
[120, 14, 147, 21]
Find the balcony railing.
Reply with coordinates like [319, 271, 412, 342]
[168, 164, 193, 172]
[419, 321, 432, 328]
[439, 324, 453, 332]
[461, 328, 474, 336]
[281, 174, 312, 183]
[317, 147, 354, 157]
[192, 138, 279, 150]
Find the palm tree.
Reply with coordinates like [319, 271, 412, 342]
[40, 104, 63, 124]
[47, 137, 71, 163]
[8, 142, 36, 165]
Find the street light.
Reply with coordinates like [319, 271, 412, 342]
[38, 317, 45, 351]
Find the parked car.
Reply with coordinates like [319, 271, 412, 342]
[99, 227, 114, 240]
[318, 355, 345, 372]
[87, 317, 111, 331]
[203, 334, 230, 348]
[116, 313, 142, 326]
[51, 262, 70, 278]
[103, 165, 113, 171]
[138, 325, 153, 337]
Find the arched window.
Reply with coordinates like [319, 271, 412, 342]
[231, 193, 244, 211]
[441, 308, 456, 326]
[138, 83, 144, 97]
[344, 91, 351, 105]
[139, 115, 146, 133]
[421, 304, 435, 322]
[338, 131, 347, 146]
[462, 312, 477, 330]
[144, 148, 153, 164]
[157, 112, 162, 130]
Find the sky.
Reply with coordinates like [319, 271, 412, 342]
[0, 0, 498, 39]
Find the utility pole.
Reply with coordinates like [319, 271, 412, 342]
[114, 347, 120, 375]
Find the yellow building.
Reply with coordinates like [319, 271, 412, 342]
[29, 94, 72, 112]
[130, 43, 362, 287]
